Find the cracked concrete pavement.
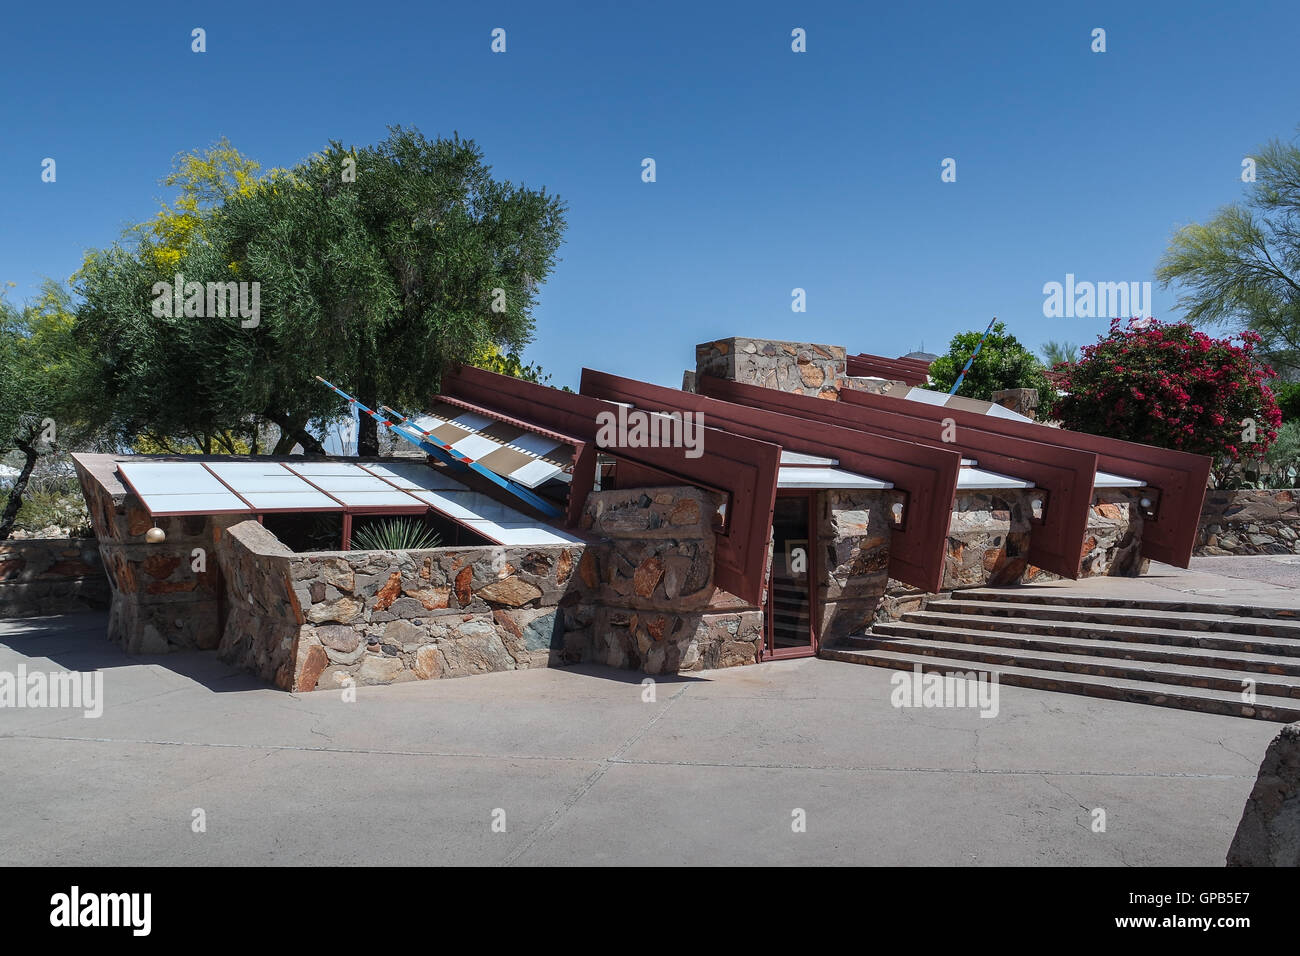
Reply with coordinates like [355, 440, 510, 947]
[0, 608, 1282, 865]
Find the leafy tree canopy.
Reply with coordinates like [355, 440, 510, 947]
[928, 321, 1057, 406]
[75, 127, 567, 455]
[1157, 132, 1300, 378]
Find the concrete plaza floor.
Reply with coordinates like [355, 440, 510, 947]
[3, 557, 1293, 866]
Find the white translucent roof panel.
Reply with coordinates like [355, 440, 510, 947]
[448, 432, 501, 460]
[956, 467, 1035, 490]
[327, 490, 424, 508]
[129, 491, 249, 515]
[360, 462, 466, 491]
[116, 462, 252, 516]
[898, 388, 951, 407]
[464, 520, 583, 546]
[304, 475, 395, 493]
[777, 467, 893, 490]
[410, 490, 525, 523]
[240, 491, 343, 511]
[984, 403, 1034, 422]
[284, 462, 374, 477]
[780, 450, 839, 466]
[118, 461, 229, 496]
[1093, 471, 1146, 488]
[205, 461, 319, 494]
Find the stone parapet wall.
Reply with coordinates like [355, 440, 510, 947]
[944, 489, 1032, 589]
[1198, 489, 1300, 555]
[876, 487, 1148, 621]
[74, 457, 232, 653]
[568, 486, 764, 673]
[1028, 488, 1147, 581]
[818, 489, 898, 644]
[0, 537, 110, 618]
[696, 338, 846, 400]
[217, 519, 583, 692]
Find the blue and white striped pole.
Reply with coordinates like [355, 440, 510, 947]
[949, 316, 998, 396]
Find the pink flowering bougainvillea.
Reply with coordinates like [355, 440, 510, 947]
[1050, 319, 1282, 485]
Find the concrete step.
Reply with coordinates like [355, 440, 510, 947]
[924, 598, 1300, 641]
[958, 587, 1300, 622]
[820, 646, 1300, 722]
[848, 630, 1300, 699]
[897, 610, 1300, 660]
[879, 618, 1300, 675]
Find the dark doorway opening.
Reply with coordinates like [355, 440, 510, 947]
[765, 491, 817, 659]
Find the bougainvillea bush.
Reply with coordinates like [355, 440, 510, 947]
[1050, 319, 1282, 485]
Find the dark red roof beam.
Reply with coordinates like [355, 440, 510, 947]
[846, 353, 931, 386]
[836, 387, 1211, 567]
[581, 368, 961, 593]
[440, 364, 781, 604]
[699, 376, 1098, 579]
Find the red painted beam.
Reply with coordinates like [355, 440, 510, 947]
[441, 364, 781, 603]
[837, 387, 1212, 567]
[846, 353, 931, 386]
[700, 376, 1098, 578]
[581, 368, 961, 593]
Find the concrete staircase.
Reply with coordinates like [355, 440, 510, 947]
[823, 588, 1300, 721]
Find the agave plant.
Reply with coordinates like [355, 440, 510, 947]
[350, 516, 442, 551]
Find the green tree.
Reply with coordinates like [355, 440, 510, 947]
[0, 283, 97, 539]
[928, 321, 1057, 406]
[1039, 340, 1078, 366]
[1156, 132, 1300, 378]
[78, 128, 567, 456]
[206, 126, 567, 454]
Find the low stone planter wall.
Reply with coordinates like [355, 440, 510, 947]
[0, 537, 109, 617]
[218, 520, 584, 692]
[1198, 489, 1300, 555]
[567, 486, 764, 673]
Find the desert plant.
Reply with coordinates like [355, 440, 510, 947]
[350, 516, 442, 551]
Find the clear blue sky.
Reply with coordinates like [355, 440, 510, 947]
[4, 0, 1298, 389]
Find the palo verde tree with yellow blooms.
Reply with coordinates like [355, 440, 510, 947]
[76, 128, 567, 455]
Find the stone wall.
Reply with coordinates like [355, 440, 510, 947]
[991, 388, 1039, 419]
[0, 537, 110, 618]
[818, 489, 898, 643]
[568, 486, 764, 673]
[1198, 489, 1300, 556]
[875, 489, 1032, 622]
[1026, 488, 1148, 582]
[217, 519, 584, 692]
[1227, 721, 1300, 866]
[944, 489, 1032, 589]
[696, 338, 846, 400]
[74, 456, 233, 653]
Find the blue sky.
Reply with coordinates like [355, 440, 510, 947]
[4, 0, 1298, 390]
